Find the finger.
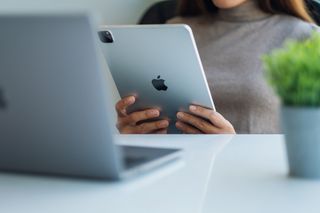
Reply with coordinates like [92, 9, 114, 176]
[124, 109, 160, 125]
[134, 120, 169, 134]
[118, 125, 137, 134]
[153, 128, 168, 134]
[115, 96, 135, 117]
[189, 105, 229, 129]
[176, 121, 202, 134]
[176, 112, 218, 134]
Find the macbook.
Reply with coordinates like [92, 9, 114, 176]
[0, 14, 181, 180]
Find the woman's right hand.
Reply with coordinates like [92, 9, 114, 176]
[115, 96, 169, 134]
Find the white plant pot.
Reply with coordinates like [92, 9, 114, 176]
[281, 107, 320, 179]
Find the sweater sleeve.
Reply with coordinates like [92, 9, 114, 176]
[290, 18, 320, 40]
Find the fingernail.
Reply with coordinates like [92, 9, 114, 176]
[177, 112, 183, 119]
[148, 110, 159, 116]
[175, 122, 181, 128]
[159, 120, 169, 127]
[190, 105, 197, 111]
[126, 96, 135, 104]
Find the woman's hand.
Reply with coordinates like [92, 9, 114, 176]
[115, 96, 169, 134]
[176, 105, 236, 134]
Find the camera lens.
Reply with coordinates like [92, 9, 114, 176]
[98, 31, 114, 43]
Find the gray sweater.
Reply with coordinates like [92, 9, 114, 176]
[168, 1, 319, 134]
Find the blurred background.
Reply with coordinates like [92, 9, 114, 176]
[0, 0, 160, 24]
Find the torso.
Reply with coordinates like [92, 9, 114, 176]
[167, 2, 317, 133]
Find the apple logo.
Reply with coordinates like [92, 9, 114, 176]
[0, 87, 7, 109]
[152, 75, 168, 91]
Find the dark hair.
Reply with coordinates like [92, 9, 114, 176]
[177, 0, 314, 23]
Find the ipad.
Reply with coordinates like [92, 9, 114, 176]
[99, 25, 215, 134]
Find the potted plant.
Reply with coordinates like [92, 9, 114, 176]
[262, 32, 320, 179]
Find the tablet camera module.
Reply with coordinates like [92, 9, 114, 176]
[98, 31, 114, 43]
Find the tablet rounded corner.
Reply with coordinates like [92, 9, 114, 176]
[181, 24, 193, 35]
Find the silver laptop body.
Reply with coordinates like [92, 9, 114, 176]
[0, 14, 181, 180]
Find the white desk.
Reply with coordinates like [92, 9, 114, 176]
[0, 135, 231, 213]
[203, 135, 320, 213]
[1, 135, 320, 213]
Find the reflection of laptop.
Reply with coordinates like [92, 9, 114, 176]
[0, 14, 181, 180]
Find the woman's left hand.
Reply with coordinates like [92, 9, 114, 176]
[176, 105, 236, 134]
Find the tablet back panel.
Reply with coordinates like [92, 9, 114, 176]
[99, 25, 215, 133]
[0, 14, 123, 179]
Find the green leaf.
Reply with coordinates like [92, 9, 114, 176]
[262, 32, 320, 107]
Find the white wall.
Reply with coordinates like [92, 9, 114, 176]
[0, 0, 160, 24]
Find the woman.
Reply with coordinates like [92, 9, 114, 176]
[115, 0, 318, 134]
